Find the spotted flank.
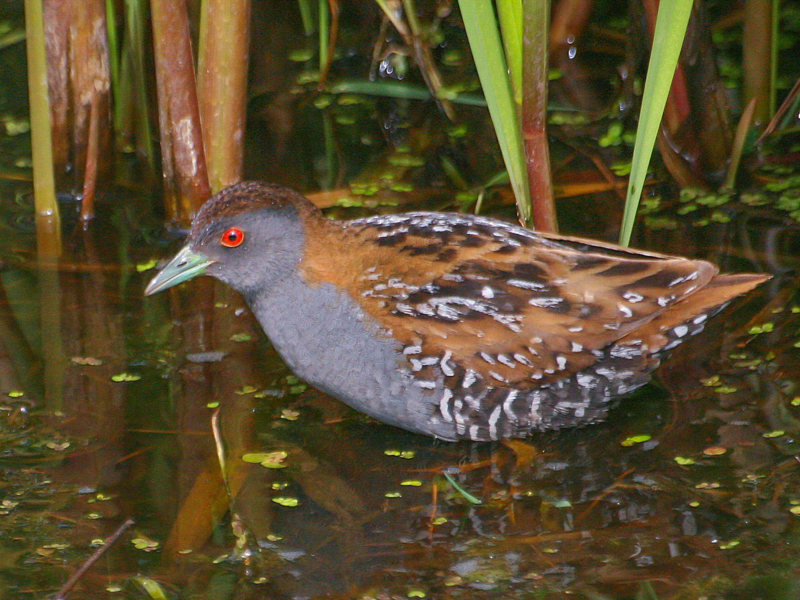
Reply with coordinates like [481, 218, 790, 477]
[405, 333, 658, 440]
[394, 292, 738, 441]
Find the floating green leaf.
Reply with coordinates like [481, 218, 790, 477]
[242, 451, 288, 469]
[281, 409, 300, 421]
[132, 536, 160, 552]
[111, 372, 141, 382]
[763, 430, 785, 438]
[136, 259, 158, 272]
[703, 447, 727, 456]
[71, 356, 103, 366]
[714, 386, 738, 394]
[621, 434, 651, 447]
[272, 496, 299, 507]
[384, 449, 416, 459]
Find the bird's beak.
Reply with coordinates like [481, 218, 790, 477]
[144, 245, 216, 296]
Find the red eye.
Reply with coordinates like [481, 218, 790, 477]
[220, 227, 245, 248]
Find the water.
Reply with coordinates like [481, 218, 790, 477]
[0, 177, 798, 599]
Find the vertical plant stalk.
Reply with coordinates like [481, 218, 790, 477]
[126, 0, 154, 164]
[197, 0, 251, 194]
[43, 0, 69, 175]
[106, 0, 122, 141]
[496, 0, 522, 106]
[68, 0, 113, 187]
[153, 39, 178, 219]
[32, 0, 66, 408]
[24, 0, 59, 225]
[722, 98, 757, 192]
[641, 0, 689, 136]
[297, 0, 316, 36]
[742, 0, 772, 126]
[770, 0, 778, 116]
[318, 0, 340, 87]
[619, 0, 693, 247]
[522, 0, 557, 232]
[457, 0, 530, 224]
[80, 94, 101, 222]
[322, 111, 338, 189]
[151, 0, 211, 221]
[319, 0, 329, 73]
[34, 210, 66, 411]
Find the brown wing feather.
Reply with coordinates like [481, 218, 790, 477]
[301, 212, 720, 388]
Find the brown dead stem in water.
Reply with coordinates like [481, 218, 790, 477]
[80, 94, 100, 222]
[197, 0, 251, 194]
[43, 0, 112, 188]
[151, 0, 211, 222]
[54, 518, 134, 600]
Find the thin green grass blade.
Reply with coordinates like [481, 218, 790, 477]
[328, 79, 487, 106]
[443, 471, 483, 505]
[0, 29, 25, 51]
[126, 0, 154, 165]
[619, 0, 693, 246]
[458, 0, 530, 223]
[496, 0, 522, 104]
[402, 0, 423, 36]
[722, 98, 756, 192]
[297, 0, 315, 36]
[106, 0, 120, 99]
[319, 0, 329, 70]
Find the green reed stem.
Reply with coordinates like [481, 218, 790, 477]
[319, 0, 329, 70]
[126, 0, 154, 164]
[522, 0, 556, 232]
[23, 0, 59, 222]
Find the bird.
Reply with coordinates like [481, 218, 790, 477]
[145, 181, 770, 442]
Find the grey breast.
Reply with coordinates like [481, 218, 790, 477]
[250, 274, 458, 440]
